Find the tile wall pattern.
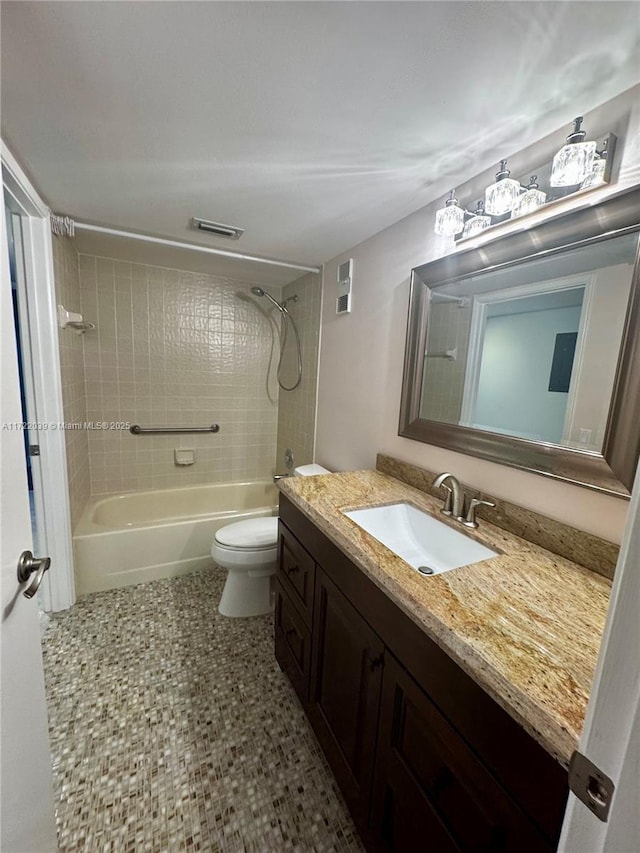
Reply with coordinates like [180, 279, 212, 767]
[420, 300, 472, 424]
[276, 273, 322, 474]
[52, 235, 91, 526]
[78, 256, 281, 496]
[42, 569, 363, 852]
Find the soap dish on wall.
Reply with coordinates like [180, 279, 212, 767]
[175, 449, 196, 466]
[57, 304, 95, 334]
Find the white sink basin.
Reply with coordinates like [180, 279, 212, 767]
[343, 502, 498, 576]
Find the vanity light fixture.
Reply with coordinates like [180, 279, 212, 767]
[511, 176, 547, 219]
[430, 118, 617, 244]
[434, 190, 466, 237]
[461, 201, 491, 238]
[484, 160, 522, 216]
[550, 117, 597, 187]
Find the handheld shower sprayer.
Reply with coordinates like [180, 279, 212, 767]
[250, 287, 286, 314]
[250, 287, 302, 391]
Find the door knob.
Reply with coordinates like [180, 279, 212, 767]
[17, 551, 51, 599]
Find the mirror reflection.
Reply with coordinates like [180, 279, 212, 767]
[420, 232, 638, 451]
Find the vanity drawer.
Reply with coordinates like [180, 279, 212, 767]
[278, 520, 316, 625]
[274, 579, 311, 705]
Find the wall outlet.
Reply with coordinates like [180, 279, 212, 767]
[579, 428, 592, 445]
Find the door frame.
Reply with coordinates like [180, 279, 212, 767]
[459, 272, 594, 432]
[2, 141, 75, 611]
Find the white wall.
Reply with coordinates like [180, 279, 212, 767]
[474, 305, 582, 443]
[565, 263, 633, 452]
[316, 86, 640, 544]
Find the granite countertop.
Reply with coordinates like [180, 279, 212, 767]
[278, 469, 612, 768]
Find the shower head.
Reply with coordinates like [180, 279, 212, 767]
[250, 287, 286, 314]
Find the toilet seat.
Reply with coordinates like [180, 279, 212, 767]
[214, 516, 278, 551]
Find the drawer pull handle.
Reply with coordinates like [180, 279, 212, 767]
[285, 627, 297, 639]
[369, 653, 385, 671]
[287, 564, 300, 575]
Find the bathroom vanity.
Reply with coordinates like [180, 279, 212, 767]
[274, 470, 612, 852]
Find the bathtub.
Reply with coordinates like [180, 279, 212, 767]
[74, 481, 279, 595]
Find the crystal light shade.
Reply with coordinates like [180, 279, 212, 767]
[511, 176, 546, 219]
[550, 117, 596, 187]
[580, 154, 606, 190]
[462, 202, 491, 238]
[434, 191, 465, 236]
[550, 140, 596, 186]
[484, 160, 521, 215]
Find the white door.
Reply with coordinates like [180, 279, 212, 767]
[1, 198, 57, 849]
[558, 458, 640, 852]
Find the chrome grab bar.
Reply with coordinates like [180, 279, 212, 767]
[130, 424, 220, 435]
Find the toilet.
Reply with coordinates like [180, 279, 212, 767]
[213, 464, 330, 617]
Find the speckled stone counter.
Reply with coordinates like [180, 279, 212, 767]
[278, 470, 611, 769]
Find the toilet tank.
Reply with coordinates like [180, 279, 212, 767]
[293, 464, 330, 477]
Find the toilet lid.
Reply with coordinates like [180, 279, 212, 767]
[215, 516, 278, 550]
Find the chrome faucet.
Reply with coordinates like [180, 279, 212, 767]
[433, 472, 465, 520]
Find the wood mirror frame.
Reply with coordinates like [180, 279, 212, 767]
[399, 185, 640, 498]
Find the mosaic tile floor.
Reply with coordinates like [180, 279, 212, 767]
[42, 569, 364, 852]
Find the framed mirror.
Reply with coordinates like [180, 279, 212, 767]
[399, 186, 640, 498]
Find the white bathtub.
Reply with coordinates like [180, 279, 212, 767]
[74, 481, 279, 595]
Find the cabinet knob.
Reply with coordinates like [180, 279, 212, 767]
[369, 653, 385, 671]
[287, 564, 300, 575]
[285, 627, 297, 639]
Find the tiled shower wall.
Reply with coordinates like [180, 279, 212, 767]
[276, 272, 322, 473]
[52, 235, 90, 526]
[420, 300, 472, 424]
[78, 255, 281, 495]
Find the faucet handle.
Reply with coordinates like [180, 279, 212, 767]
[440, 484, 453, 516]
[462, 497, 496, 529]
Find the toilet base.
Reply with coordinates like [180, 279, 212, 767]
[218, 568, 274, 618]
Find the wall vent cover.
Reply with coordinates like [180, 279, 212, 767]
[190, 217, 245, 239]
[336, 258, 353, 315]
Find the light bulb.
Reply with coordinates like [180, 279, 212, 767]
[485, 160, 521, 215]
[434, 190, 465, 236]
[511, 176, 547, 218]
[550, 117, 596, 187]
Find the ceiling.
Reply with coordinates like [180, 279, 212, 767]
[2, 1, 639, 280]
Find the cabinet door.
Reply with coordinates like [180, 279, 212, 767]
[274, 579, 312, 705]
[371, 654, 553, 853]
[309, 567, 384, 831]
[278, 520, 316, 626]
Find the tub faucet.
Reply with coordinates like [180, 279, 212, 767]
[433, 472, 465, 520]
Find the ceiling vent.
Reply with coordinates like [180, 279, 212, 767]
[190, 217, 245, 240]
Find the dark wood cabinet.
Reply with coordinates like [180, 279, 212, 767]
[277, 519, 315, 626]
[308, 568, 384, 829]
[274, 578, 312, 704]
[372, 653, 552, 853]
[276, 496, 567, 852]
